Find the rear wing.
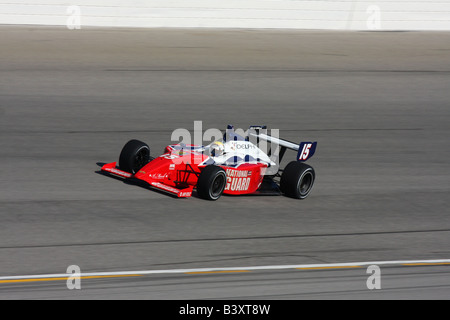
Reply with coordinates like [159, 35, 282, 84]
[247, 126, 317, 162]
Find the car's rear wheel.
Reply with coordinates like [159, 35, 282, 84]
[197, 165, 227, 200]
[119, 139, 150, 174]
[280, 162, 315, 199]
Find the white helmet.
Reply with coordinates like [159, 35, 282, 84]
[209, 141, 225, 157]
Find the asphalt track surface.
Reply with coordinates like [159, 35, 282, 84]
[0, 26, 449, 300]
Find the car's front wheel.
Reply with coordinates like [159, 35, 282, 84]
[197, 165, 227, 200]
[119, 139, 150, 174]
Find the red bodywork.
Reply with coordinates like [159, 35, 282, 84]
[101, 144, 267, 198]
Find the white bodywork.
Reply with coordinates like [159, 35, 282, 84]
[203, 139, 276, 168]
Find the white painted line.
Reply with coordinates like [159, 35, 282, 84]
[1, 259, 450, 281]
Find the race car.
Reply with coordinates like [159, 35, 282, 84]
[100, 125, 317, 200]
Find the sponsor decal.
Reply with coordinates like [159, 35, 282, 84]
[105, 167, 132, 178]
[225, 169, 250, 178]
[224, 169, 251, 191]
[225, 177, 251, 192]
[179, 191, 192, 197]
[230, 142, 256, 150]
[236, 143, 256, 150]
[151, 182, 192, 197]
[149, 173, 168, 180]
[151, 182, 180, 194]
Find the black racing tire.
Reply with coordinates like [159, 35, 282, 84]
[197, 165, 227, 201]
[119, 139, 150, 174]
[280, 162, 315, 199]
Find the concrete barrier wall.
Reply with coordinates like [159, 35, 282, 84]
[1, 0, 449, 30]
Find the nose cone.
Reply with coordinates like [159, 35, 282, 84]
[133, 169, 148, 180]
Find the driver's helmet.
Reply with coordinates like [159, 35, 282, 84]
[209, 141, 225, 157]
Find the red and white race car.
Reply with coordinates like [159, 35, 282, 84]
[101, 125, 317, 200]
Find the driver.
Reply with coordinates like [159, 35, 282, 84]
[209, 141, 225, 157]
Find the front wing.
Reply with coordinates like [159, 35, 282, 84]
[101, 162, 193, 198]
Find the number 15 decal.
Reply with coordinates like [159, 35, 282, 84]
[297, 142, 317, 162]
